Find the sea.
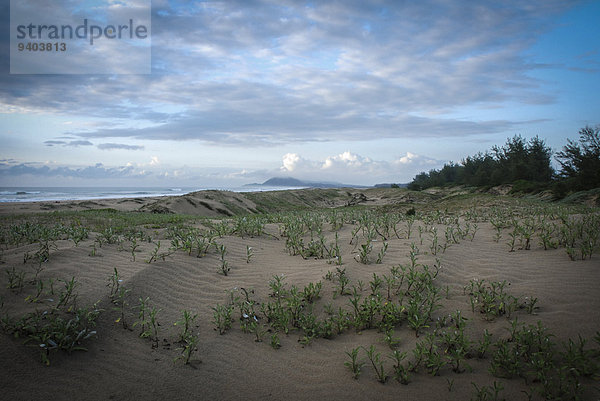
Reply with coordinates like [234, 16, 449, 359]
[0, 186, 305, 203]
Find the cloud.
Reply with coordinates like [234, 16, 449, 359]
[278, 151, 442, 184]
[97, 143, 145, 151]
[0, 162, 139, 180]
[44, 141, 66, 147]
[396, 152, 421, 165]
[0, 1, 579, 148]
[44, 140, 93, 147]
[68, 140, 94, 147]
[323, 152, 371, 170]
[281, 153, 308, 172]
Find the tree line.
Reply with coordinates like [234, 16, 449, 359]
[408, 126, 600, 196]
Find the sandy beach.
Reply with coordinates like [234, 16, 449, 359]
[1, 188, 599, 401]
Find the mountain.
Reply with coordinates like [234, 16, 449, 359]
[374, 183, 408, 188]
[262, 177, 308, 187]
[245, 177, 368, 189]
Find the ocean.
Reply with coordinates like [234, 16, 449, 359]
[0, 186, 304, 203]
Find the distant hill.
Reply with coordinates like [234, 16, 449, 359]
[374, 183, 408, 188]
[245, 177, 368, 189]
[262, 177, 308, 187]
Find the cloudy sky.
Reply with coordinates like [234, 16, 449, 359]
[1, 0, 599, 188]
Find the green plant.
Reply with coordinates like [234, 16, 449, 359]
[5, 266, 26, 293]
[376, 242, 388, 264]
[68, 225, 89, 247]
[335, 267, 350, 296]
[175, 332, 200, 366]
[333, 307, 351, 334]
[357, 240, 373, 264]
[507, 227, 518, 252]
[46, 277, 55, 296]
[423, 333, 446, 376]
[174, 310, 198, 343]
[561, 335, 598, 378]
[130, 238, 140, 261]
[56, 276, 78, 311]
[477, 329, 492, 358]
[301, 281, 322, 303]
[344, 346, 364, 380]
[98, 227, 121, 245]
[441, 310, 471, 373]
[363, 345, 388, 383]
[219, 258, 230, 276]
[465, 279, 517, 321]
[405, 217, 415, 239]
[212, 303, 233, 334]
[269, 274, 288, 299]
[389, 350, 410, 384]
[382, 274, 395, 301]
[524, 296, 538, 315]
[493, 226, 502, 243]
[89, 241, 98, 257]
[26, 240, 55, 283]
[470, 381, 505, 401]
[383, 328, 401, 349]
[406, 289, 440, 337]
[538, 222, 558, 250]
[107, 267, 121, 299]
[147, 306, 161, 348]
[249, 321, 267, 342]
[369, 273, 382, 296]
[270, 333, 281, 349]
[5, 302, 101, 366]
[146, 241, 172, 263]
[113, 286, 130, 329]
[133, 296, 151, 338]
[298, 311, 321, 345]
[217, 244, 230, 276]
[25, 279, 45, 303]
[327, 232, 343, 265]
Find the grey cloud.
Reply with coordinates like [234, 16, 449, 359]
[74, 107, 519, 145]
[97, 143, 145, 151]
[0, 163, 139, 179]
[44, 140, 93, 147]
[0, 1, 584, 146]
[44, 141, 66, 146]
[67, 140, 94, 147]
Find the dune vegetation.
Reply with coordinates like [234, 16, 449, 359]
[1, 187, 599, 400]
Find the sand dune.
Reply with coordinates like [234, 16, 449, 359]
[1, 189, 599, 400]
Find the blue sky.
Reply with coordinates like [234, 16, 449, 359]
[1, 0, 599, 187]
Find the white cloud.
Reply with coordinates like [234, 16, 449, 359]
[281, 153, 301, 172]
[397, 152, 418, 164]
[280, 153, 316, 173]
[322, 151, 371, 170]
[394, 151, 439, 166]
[0, 1, 577, 148]
[277, 151, 443, 184]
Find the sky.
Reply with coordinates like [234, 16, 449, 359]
[1, 0, 599, 188]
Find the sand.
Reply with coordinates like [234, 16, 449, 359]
[1, 189, 599, 401]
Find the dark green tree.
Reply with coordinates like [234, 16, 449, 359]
[555, 126, 600, 191]
[408, 135, 553, 190]
[527, 136, 554, 183]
